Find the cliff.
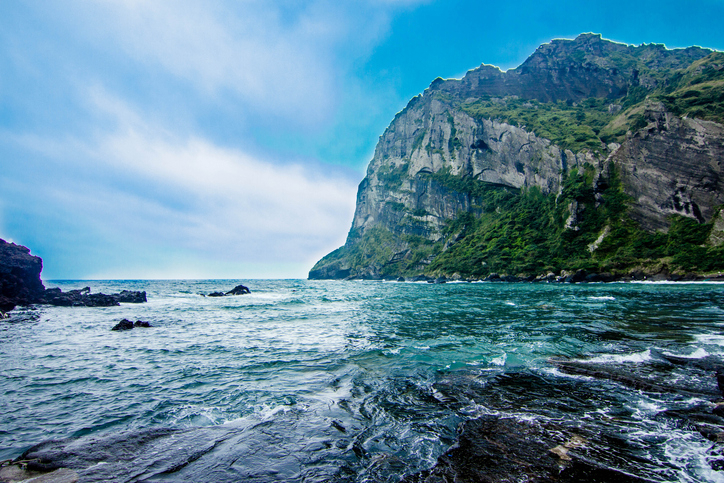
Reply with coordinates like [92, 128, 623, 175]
[0, 239, 45, 311]
[310, 34, 724, 280]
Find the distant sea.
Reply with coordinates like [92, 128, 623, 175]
[2, 280, 724, 482]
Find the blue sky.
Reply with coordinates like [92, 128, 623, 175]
[1, 0, 722, 279]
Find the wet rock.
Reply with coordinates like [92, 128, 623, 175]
[39, 287, 147, 307]
[584, 272, 617, 283]
[207, 284, 251, 297]
[0, 464, 79, 483]
[111, 319, 135, 331]
[410, 275, 432, 282]
[403, 415, 651, 483]
[115, 290, 147, 303]
[226, 284, 251, 295]
[397, 277, 406, 282]
[550, 358, 719, 396]
[534, 272, 557, 283]
[111, 319, 152, 331]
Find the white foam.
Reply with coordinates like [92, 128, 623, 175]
[504, 301, 516, 306]
[588, 296, 615, 301]
[663, 347, 709, 359]
[585, 349, 652, 364]
[694, 333, 724, 348]
[541, 367, 595, 381]
[490, 354, 506, 366]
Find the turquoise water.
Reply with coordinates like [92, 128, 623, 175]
[2, 280, 724, 481]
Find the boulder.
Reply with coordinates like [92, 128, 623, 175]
[226, 284, 251, 295]
[111, 319, 134, 331]
[111, 319, 152, 331]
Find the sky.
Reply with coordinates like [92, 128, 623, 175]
[1, 0, 723, 280]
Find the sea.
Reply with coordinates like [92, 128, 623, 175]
[2, 279, 724, 482]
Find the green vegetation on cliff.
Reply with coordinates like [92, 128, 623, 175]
[428, 168, 724, 277]
[461, 97, 612, 153]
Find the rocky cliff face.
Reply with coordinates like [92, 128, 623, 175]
[0, 239, 45, 311]
[310, 34, 724, 280]
[612, 102, 724, 231]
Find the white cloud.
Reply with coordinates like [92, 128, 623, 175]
[3, 88, 358, 278]
[78, 1, 356, 125]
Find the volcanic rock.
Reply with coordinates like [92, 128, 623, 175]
[0, 238, 45, 311]
[207, 284, 251, 297]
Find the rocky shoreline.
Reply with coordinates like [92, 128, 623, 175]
[331, 267, 724, 284]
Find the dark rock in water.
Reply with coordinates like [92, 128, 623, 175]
[112, 319, 152, 331]
[584, 272, 617, 283]
[0, 238, 45, 312]
[226, 284, 251, 295]
[115, 290, 147, 303]
[111, 319, 135, 331]
[410, 275, 431, 282]
[207, 284, 251, 297]
[39, 287, 146, 307]
[397, 277, 406, 282]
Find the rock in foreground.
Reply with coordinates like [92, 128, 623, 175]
[403, 415, 652, 483]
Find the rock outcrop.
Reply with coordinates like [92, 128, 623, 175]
[207, 284, 251, 297]
[111, 319, 152, 331]
[0, 238, 45, 311]
[310, 34, 724, 280]
[39, 287, 147, 307]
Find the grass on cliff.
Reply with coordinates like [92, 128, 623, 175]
[461, 97, 613, 153]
